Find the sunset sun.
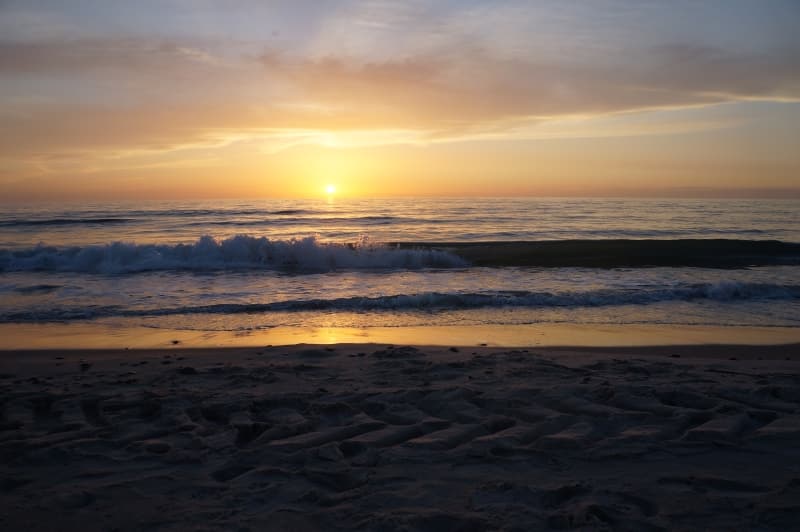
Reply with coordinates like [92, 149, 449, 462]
[325, 184, 337, 195]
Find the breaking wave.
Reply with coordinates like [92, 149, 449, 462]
[0, 235, 466, 274]
[2, 236, 799, 273]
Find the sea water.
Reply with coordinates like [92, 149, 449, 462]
[1, 198, 798, 343]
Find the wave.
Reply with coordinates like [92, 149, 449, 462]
[0, 209, 324, 228]
[186, 215, 404, 227]
[0, 217, 133, 227]
[538, 228, 771, 238]
[3, 282, 798, 322]
[0, 235, 466, 274]
[126, 208, 316, 217]
[396, 239, 800, 268]
[2, 237, 798, 273]
[12, 284, 62, 294]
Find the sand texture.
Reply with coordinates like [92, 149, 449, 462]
[2, 344, 800, 531]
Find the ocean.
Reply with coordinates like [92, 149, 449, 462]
[1, 198, 798, 345]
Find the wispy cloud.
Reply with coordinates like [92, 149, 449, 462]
[0, 1, 799, 184]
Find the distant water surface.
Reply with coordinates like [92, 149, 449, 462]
[1, 198, 797, 247]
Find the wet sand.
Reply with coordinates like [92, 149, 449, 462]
[3, 322, 800, 350]
[2, 343, 800, 531]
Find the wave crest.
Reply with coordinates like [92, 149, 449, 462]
[0, 235, 467, 273]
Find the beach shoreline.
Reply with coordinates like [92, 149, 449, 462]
[2, 341, 799, 530]
[3, 322, 800, 351]
[2, 340, 799, 363]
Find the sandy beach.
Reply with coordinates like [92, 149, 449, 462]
[2, 342, 800, 531]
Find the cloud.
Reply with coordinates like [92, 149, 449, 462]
[263, 41, 800, 118]
[638, 43, 800, 100]
[0, 38, 224, 74]
[0, 17, 799, 171]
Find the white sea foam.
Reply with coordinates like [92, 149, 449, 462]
[0, 235, 467, 273]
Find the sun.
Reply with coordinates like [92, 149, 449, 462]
[325, 184, 337, 195]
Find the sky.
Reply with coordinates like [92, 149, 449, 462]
[1, 0, 799, 200]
